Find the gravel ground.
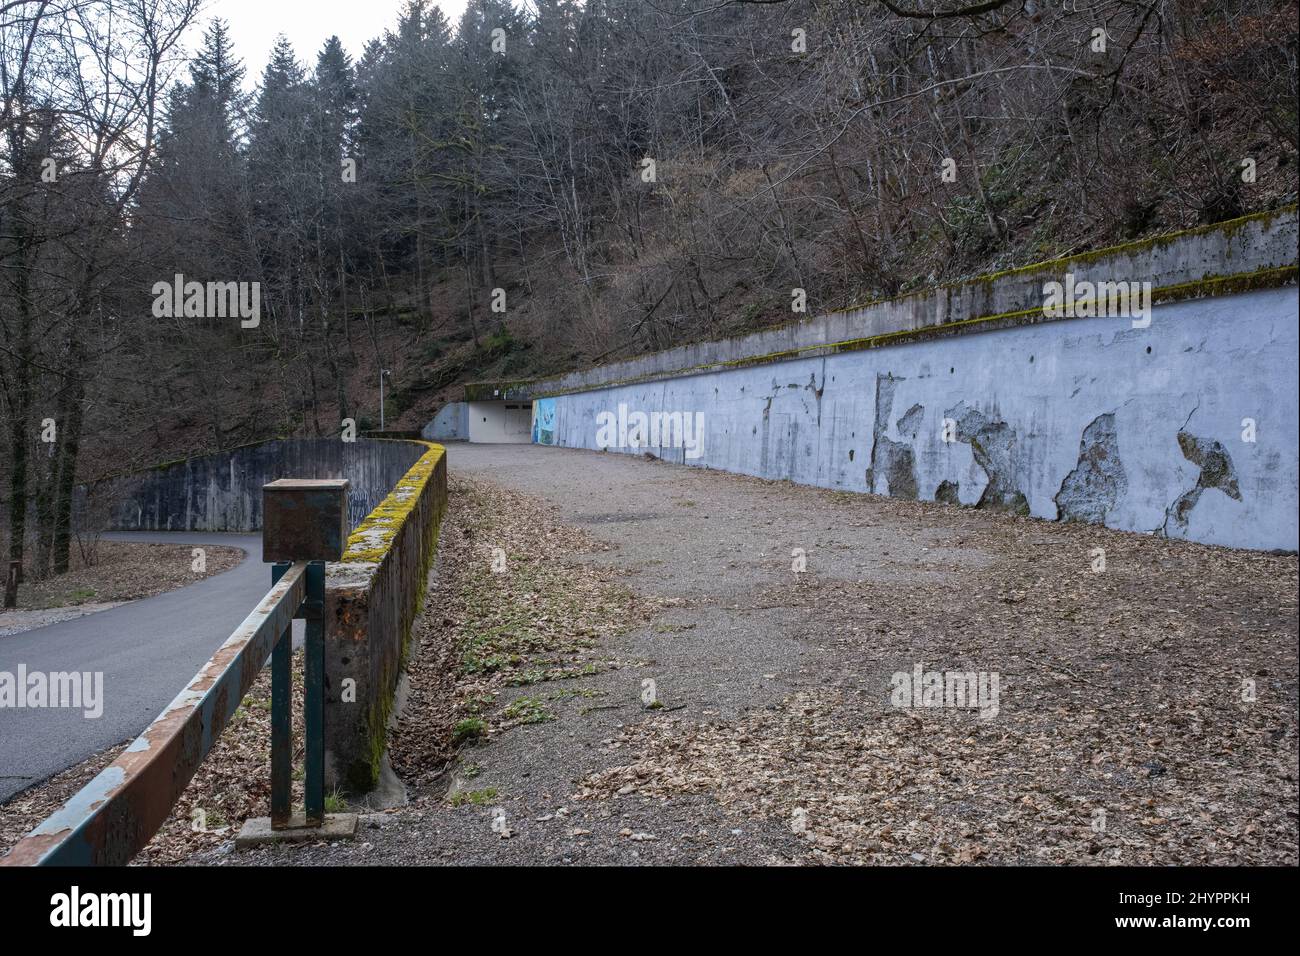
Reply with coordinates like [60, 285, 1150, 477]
[0, 602, 128, 637]
[176, 443, 1297, 868]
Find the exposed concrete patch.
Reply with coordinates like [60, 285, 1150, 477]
[805, 370, 826, 426]
[1165, 430, 1243, 534]
[884, 446, 918, 499]
[1055, 413, 1128, 524]
[865, 375, 919, 499]
[946, 402, 1030, 515]
[896, 403, 925, 439]
[935, 480, 961, 505]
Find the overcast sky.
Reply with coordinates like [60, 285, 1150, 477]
[198, 0, 473, 87]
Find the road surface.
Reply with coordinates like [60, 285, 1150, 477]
[0, 532, 299, 803]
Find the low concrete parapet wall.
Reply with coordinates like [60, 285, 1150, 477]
[324, 442, 447, 791]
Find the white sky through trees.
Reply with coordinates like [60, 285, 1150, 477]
[202, 0, 473, 87]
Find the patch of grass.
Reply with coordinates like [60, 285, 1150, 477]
[505, 667, 547, 686]
[501, 696, 555, 725]
[452, 717, 487, 745]
[201, 808, 228, 829]
[450, 786, 498, 807]
[324, 790, 348, 813]
[506, 662, 601, 685]
[462, 651, 524, 675]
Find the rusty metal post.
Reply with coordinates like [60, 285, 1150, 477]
[262, 479, 350, 564]
[270, 561, 293, 829]
[303, 561, 326, 825]
[261, 479, 349, 832]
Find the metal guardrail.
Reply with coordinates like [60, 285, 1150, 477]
[1, 478, 348, 866]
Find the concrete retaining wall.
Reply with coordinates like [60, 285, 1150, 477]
[533, 210, 1299, 552]
[422, 402, 469, 442]
[519, 208, 1297, 399]
[89, 438, 423, 533]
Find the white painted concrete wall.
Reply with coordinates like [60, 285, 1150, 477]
[540, 287, 1299, 551]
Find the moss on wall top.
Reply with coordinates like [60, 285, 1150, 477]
[337, 440, 445, 567]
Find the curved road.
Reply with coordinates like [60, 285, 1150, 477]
[0, 532, 301, 803]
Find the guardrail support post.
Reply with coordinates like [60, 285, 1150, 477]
[241, 478, 354, 847]
[270, 561, 293, 829]
[303, 560, 326, 826]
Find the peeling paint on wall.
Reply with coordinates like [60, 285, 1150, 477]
[541, 286, 1298, 551]
[1055, 413, 1127, 523]
[945, 401, 1030, 515]
[1164, 430, 1242, 535]
[897, 403, 925, 439]
[866, 375, 919, 499]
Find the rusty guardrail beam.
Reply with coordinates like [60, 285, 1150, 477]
[0, 563, 308, 867]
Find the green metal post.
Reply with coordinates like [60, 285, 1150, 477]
[270, 562, 292, 829]
[303, 560, 326, 826]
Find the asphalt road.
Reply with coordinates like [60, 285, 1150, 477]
[0, 532, 300, 803]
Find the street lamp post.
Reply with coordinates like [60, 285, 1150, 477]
[379, 369, 391, 430]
